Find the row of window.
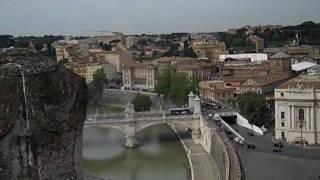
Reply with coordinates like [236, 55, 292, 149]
[280, 109, 304, 121]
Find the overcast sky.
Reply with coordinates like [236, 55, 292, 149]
[0, 0, 319, 36]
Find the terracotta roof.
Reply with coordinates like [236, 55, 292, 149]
[221, 76, 249, 83]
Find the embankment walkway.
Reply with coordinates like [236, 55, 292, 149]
[171, 124, 221, 180]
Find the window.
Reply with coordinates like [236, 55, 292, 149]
[281, 131, 285, 139]
[281, 112, 285, 119]
[280, 92, 284, 97]
[281, 122, 285, 127]
[298, 109, 304, 121]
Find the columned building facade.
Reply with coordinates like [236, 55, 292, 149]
[274, 75, 320, 144]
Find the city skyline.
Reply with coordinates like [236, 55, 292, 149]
[0, 0, 320, 36]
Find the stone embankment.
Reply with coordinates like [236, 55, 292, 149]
[199, 117, 242, 180]
[101, 89, 176, 110]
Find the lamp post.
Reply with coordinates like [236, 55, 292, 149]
[297, 120, 306, 160]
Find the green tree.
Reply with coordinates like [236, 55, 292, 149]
[34, 43, 43, 51]
[132, 94, 152, 112]
[169, 72, 190, 105]
[155, 68, 199, 106]
[181, 47, 198, 58]
[155, 68, 172, 97]
[152, 50, 161, 59]
[89, 69, 106, 104]
[236, 92, 270, 126]
[137, 39, 148, 46]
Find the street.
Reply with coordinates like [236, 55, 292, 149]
[233, 125, 320, 180]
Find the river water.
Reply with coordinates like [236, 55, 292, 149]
[82, 124, 190, 180]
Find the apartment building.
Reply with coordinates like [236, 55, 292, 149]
[122, 63, 157, 91]
[274, 72, 320, 145]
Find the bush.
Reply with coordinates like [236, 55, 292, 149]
[132, 94, 152, 112]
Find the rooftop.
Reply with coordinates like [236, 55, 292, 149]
[270, 52, 291, 59]
[291, 61, 318, 72]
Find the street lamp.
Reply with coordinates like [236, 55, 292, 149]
[297, 120, 306, 160]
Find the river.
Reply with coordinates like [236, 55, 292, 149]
[82, 124, 190, 180]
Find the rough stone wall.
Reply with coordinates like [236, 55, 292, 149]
[101, 89, 176, 110]
[199, 117, 242, 180]
[0, 51, 87, 180]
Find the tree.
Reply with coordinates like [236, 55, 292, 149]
[89, 69, 106, 104]
[152, 50, 161, 60]
[181, 47, 198, 58]
[137, 39, 148, 46]
[236, 92, 270, 126]
[155, 68, 172, 97]
[162, 43, 180, 57]
[132, 94, 152, 112]
[34, 43, 43, 51]
[155, 68, 199, 106]
[169, 72, 190, 105]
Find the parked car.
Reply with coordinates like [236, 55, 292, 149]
[272, 147, 282, 152]
[246, 143, 256, 149]
[233, 137, 244, 145]
[247, 131, 254, 136]
[274, 142, 284, 148]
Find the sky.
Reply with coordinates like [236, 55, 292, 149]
[0, 0, 319, 36]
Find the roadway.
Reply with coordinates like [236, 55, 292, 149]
[202, 100, 320, 180]
[233, 125, 320, 180]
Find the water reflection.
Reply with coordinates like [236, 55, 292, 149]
[82, 124, 190, 180]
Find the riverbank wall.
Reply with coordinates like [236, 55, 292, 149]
[199, 116, 242, 180]
[101, 89, 176, 110]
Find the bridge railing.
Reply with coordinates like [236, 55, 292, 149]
[133, 111, 163, 118]
[85, 112, 197, 123]
[86, 113, 126, 120]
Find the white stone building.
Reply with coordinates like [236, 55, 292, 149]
[274, 73, 320, 144]
[122, 63, 157, 91]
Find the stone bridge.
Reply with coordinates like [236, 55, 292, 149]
[85, 92, 202, 148]
[85, 112, 201, 148]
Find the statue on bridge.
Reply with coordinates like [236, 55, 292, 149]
[125, 103, 135, 118]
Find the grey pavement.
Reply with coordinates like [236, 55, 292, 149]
[238, 148, 320, 180]
[234, 125, 320, 160]
[232, 125, 320, 180]
[172, 124, 221, 180]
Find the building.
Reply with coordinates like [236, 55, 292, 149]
[53, 40, 78, 62]
[103, 64, 117, 80]
[199, 81, 235, 103]
[240, 74, 292, 94]
[90, 48, 134, 73]
[274, 73, 320, 145]
[72, 63, 116, 83]
[193, 40, 228, 63]
[122, 63, 157, 91]
[125, 36, 143, 49]
[72, 63, 103, 83]
[96, 32, 126, 47]
[248, 35, 265, 53]
[219, 53, 268, 63]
